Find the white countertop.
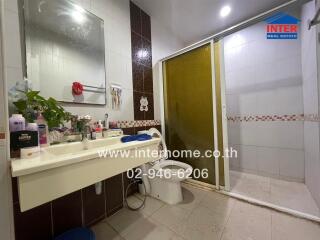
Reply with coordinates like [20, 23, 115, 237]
[11, 137, 160, 177]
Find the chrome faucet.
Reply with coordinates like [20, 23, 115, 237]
[81, 125, 91, 150]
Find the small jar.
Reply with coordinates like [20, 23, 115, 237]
[26, 123, 38, 131]
[9, 114, 25, 132]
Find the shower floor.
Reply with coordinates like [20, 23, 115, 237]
[230, 170, 320, 217]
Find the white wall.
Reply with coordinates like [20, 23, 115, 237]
[301, 0, 320, 208]
[1, 1, 15, 239]
[225, 20, 305, 182]
[151, 18, 184, 120]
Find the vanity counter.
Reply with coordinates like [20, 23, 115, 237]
[11, 137, 161, 212]
[11, 137, 160, 177]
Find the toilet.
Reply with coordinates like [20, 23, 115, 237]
[138, 128, 193, 204]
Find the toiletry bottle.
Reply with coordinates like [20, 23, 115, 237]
[9, 114, 25, 132]
[105, 113, 109, 129]
[26, 123, 39, 146]
[36, 113, 49, 147]
[96, 121, 103, 139]
[9, 114, 26, 158]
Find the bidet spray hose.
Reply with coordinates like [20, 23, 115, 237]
[124, 178, 147, 211]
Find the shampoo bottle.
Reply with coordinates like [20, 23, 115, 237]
[36, 113, 49, 147]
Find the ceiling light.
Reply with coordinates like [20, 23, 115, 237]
[71, 5, 85, 24]
[220, 5, 231, 18]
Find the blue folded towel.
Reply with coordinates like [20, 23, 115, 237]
[121, 134, 152, 143]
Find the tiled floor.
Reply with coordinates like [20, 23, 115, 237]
[91, 183, 320, 240]
[230, 170, 320, 217]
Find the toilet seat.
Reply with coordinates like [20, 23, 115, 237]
[138, 128, 194, 204]
[151, 160, 193, 182]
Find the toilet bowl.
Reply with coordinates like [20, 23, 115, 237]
[138, 128, 193, 205]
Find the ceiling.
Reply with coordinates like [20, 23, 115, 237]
[133, 0, 299, 45]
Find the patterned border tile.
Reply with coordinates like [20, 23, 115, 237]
[116, 114, 320, 127]
[116, 120, 161, 128]
[227, 114, 305, 122]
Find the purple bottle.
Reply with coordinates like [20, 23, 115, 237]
[9, 114, 25, 132]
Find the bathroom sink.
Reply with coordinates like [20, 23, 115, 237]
[44, 137, 122, 156]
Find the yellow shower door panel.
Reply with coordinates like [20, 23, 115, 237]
[163, 43, 216, 185]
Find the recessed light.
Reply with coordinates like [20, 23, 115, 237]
[220, 5, 231, 18]
[71, 5, 86, 24]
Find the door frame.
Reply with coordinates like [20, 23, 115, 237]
[158, 40, 230, 190]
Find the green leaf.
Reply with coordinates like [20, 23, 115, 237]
[13, 100, 27, 111]
[26, 91, 40, 100]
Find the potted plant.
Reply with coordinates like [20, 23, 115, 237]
[13, 89, 71, 129]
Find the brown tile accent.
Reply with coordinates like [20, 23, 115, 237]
[12, 177, 19, 204]
[123, 127, 135, 135]
[143, 66, 153, 93]
[131, 2, 154, 122]
[144, 93, 154, 120]
[141, 10, 151, 41]
[142, 38, 152, 68]
[130, 1, 141, 35]
[83, 183, 106, 226]
[133, 91, 145, 120]
[131, 31, 143, 64]
[154, 125, 162, 133]
[132, 61, 144, 92]
[14, 202, 52, 240]
[105, 174, 123, 217]
[52, 191, 83, 237]
[134, 126, 146, 134]
[0, 132, 5, 139]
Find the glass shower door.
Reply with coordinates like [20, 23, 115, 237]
[163, 43, 216, 185]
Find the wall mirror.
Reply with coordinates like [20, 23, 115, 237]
[23, 0, 106, 105]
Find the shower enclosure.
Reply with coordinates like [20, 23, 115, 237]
[159, 0, 320, 221]
[160, 41, 229, 190]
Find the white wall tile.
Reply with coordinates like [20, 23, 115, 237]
[4, 0, 18, 13]
[304, 122, 320, 207]
[106, 51, 133, 90]
[229, 144, 240, 169]
[279, 148, 305, 180]
[256, 122, 304, 150]
[3, 9, 22, 69]
[255, 89, 277, 115]
[225, 17, 304, 180]
[257, 147, 280, 176]
[275, 86, 303, 115]
[301, 0, 320, 208]
[227, 122, 241, 145]
[238, 145, 258, 172]
[5, 66, 24, 92]
[226, 94, 239, 115]
[237, 92, 257, 115]
[238, 122, 258, 146]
